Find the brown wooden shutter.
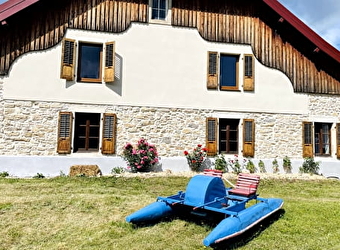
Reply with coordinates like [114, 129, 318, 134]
[57, 112, 73, 154]
[206, 117, 217, 156]
[243, 55, 254, 91]
[207, 52, 218, 89]
[243, 119, 255, 157]
[104, 41, 115, 83]
[60, 39, 76, 81]
[101, 113, 116, 154]
[336, 123, 340, 159]
[302, 122, 313, 158]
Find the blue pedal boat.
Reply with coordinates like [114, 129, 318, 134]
[126, 171, 284, 247]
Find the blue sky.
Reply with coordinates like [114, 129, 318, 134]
[0, 0, 339, 50]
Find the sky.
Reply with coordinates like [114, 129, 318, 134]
[0, 0, 339, 50]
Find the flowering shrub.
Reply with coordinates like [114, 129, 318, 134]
[184, 144, 207, 172]
[122, 138, 159, 172]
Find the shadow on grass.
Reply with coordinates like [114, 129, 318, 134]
[210, 209, 286, 250]
[126, 208, 285, 250]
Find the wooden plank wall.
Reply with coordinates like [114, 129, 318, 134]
[1, 0, 339, 95]
[0, 0, 147, 75]
[171, 0, 340, 94]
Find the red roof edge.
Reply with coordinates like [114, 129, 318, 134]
[0, 0, 40, 22]
[263, 0, 340, 63]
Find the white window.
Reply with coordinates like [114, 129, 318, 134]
[149, 0, 171, 24]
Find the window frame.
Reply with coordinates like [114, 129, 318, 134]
[206, 117, 255, 157]
[60, 38, 116, 84]
[149, 0, 172, 24]
[57, 111, 117, 155]
[207, 51, 245, 91]
[219, 54, 239, 91]
[77, 42, 103, 83]
[314, 122, 332, 156]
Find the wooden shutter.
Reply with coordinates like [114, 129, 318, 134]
[206, 117, 217, 156]
[302, 122, 313, 158]
[104, 41, 115, 83]
[101, 113, 116, 154]
[207, 52, 218, 89]
[57, 112, 73, 154]
[243, 119, 255, 157]
[60, 39, 76, 81]
[243, 55, 254, 91]
[337, 123, 340, 159]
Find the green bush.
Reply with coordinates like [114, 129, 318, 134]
[245, 159, 256, 173]
[272, 158, 279, 173]
[0, 171, 9, 178]
[299, 157, 320, 174]
[214, 154, 227, 172]
[184, 144, 207, 172]
[258, 160, 266, 173]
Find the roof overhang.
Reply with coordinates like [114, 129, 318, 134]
[263, 0, 340, 63]
[1, 0, 339, 63]
[0, 0, 40, 23]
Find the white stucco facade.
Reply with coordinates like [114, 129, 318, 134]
[3, 23, 308, 113]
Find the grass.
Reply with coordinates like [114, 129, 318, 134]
[0, 176, 339, 250]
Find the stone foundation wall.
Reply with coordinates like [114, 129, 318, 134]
[0, 94, 339, 159]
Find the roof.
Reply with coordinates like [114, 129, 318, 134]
[0, 0, 339, 63]
[0, 0, 40, 23]
[263, 0, 340, 64]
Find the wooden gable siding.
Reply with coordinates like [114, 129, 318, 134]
[0, 0, 147, 75]
[171, 0, 340, 95]
[1, 0, 339, 96]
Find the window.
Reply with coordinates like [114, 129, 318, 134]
[60, 39, 115, 83]
[57, 112, 117, 154]
[152, 0, 167, 20]
[314, 123, 331, 156]
[78, 43, 103, 82]
[220, 55, 239, 90]
[207, 52, 254, 91]
[206, 118, 255, 157]
[149, 0, 171, 23]
[303, 122, 333, 157]
[74, 113, 101, 152]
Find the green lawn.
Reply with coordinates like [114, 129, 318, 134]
[0, 176, 339, 250]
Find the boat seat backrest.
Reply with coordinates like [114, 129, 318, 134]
[228, 173, 260, 197]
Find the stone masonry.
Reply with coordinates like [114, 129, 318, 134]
[0, 90, 340, 160]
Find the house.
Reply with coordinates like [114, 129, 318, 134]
[1, 0, 340, 177]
